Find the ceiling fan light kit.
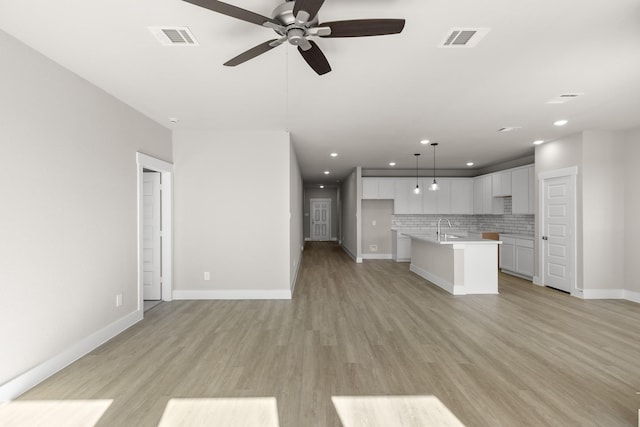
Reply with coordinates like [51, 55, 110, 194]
[183, 0, 405, 75]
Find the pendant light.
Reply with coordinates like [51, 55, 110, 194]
[413, 153, 421, 194]
[429, 142, 439, 191]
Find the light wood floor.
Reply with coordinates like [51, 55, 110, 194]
[17, 242, 640, 426]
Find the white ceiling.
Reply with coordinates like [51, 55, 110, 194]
[2, 0, 639, 184]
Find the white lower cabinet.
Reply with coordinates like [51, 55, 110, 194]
[499, 235, 534, 279]
[392, 230, 412, 262]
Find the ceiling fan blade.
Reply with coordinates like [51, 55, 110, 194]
[224, 39, 281, 66]
[293, 0, 325, 21]
[183, 0, 280, 27]
[298, 40, 331, 75]
[319, 19, 406, 38]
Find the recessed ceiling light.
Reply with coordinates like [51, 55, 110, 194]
[420, 139, 430, 145]
[320, 185, 325, 189]
[324, 171, 330, 175]
[533, 140, 545, 145]
[466, 162, 474, 166]
[554, 119, 568, 126]
[389, 162, 396, 166]
[330, 152, 338, 157]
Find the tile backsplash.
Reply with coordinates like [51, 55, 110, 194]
[391, 197, 534, 236]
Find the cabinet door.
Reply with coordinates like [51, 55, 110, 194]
[421, 178, 437, 213]
[362, 178, 379, 199]
[397, 236, 412, 260]
[483, 176, 494, 214]
[451, 179, 473, 214]
[528, 166, 535, 214]
[436, 178, 452, 214]
[379, 179, 396, 199]
[511, 168, 529, 214]
[492, 172, 512, 197]
[500, 244, 516, 271]
[394, 179, 422, 214]
[473, 177, 484, 214]
[516, 246, 534, 277]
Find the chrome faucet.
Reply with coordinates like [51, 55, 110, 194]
[437, 218, 452, 239]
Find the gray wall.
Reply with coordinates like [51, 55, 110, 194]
[290, 143, 304, 290]
[172, 130, 294, 296]
[623, 126, 640, 295]
[0, 30, 172, 387]
[304, 186, 338, 240]
[361, 200, 393, 255]
[340, 167, 361, 260]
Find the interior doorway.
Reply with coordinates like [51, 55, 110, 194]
[539, 167, 577, 295]
[310, 198, 331, 241]
[137, 153, 173, 314]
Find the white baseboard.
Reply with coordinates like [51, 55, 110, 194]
[624, 289, 640, 304]
[581, 289, 625, 300]
[0, 309, 142, 402]
[501, 269, 533, 281]
[361, 253, 392, 260]
[532, 276, 543, 286]
[173, 289, 292, 300]
[341, 245, 362, 263]
[409, 264, 465, 295]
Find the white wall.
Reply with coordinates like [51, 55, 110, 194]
[623, 127, 640, 298]
[172, 130, 293, 298]
[0, 30, 172, 390]
[340, 167, 361, 262]
[289, 142, 303, 291]
[361, 200, 393, 256]
[582, 131, 625, 292]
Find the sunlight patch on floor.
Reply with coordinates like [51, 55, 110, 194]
[0, 400, 112, 427]
[332, 395, 465, 427]
[158, 398, 280, 427]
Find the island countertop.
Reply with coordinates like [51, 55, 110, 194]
[402, 232, 502, 246]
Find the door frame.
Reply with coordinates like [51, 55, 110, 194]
[137, 153, 174, 312]
[310, 198, 332, 241]
[537, 166, 578, 297]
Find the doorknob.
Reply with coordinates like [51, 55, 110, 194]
[542, 236, 548, 240]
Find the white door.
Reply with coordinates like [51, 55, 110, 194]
[310, 199, 331, 241]
[542, 175, 574, 293]
[143, 172, 162, 300]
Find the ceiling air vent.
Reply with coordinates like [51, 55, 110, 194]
[148, 27, 199, 46]
[439, 28, 490, 48]
[546, 93, 584, 104]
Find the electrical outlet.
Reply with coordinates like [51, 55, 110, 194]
[372, 220, 376, 226]
[370, 244, 378, 252]
[204, 272, 210, 281]
[115, 293, 123, 307]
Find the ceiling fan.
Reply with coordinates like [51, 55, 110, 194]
[182, 0, 405, 75]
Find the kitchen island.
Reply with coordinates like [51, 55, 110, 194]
[404, 233, 502, 295]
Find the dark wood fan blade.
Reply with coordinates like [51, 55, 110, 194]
[298, 41, 331, 75]
[293, 0, 325, 21]
[183, 0, 279, 26]
[319, 19, 406, 37]
[224, 39, 281, 66]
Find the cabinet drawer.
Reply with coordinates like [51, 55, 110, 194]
[516, 238, 534, 248]
[501, 236, 516, 245]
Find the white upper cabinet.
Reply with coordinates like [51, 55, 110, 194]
[422, 178, 438, 214]
[474, 175, 504, 214]
[528, 166, 535, 214]
[436, 178, 452, 214]
[492, 171, 512, 197]
[451, 179, 474, 214]
[511, 165, 535, 214]
[362, 178, 396, 199]
[394, 178, 422, 214]
[362, 178, 378, 199]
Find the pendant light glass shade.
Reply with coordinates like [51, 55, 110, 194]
[428, 142, 439, 191]
[413, 153, 421, 194]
